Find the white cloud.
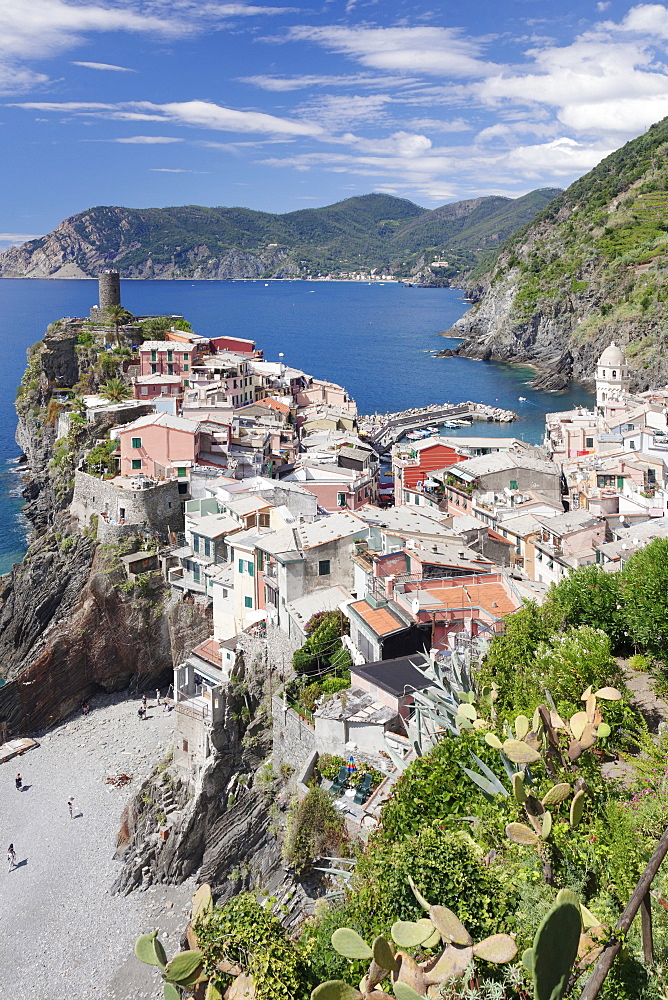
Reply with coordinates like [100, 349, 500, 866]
[0, 0, 296, 93]
[12, 99, 325, 137]
[149, 167, 208, 172]
[71, 60, 136, 72]
[295, 93, 393, 131]
[239, 72, 419, 91]
[0, 231, 42, 249]
[286, 25, 499, 78]
[113, 135, 184, 143]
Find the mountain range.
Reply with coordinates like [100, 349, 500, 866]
[0, 190, 560, 281]
[451, 116, 668, 390]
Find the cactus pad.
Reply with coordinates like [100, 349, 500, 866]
[515, 715, 530, 740]
[522, 948, 534, 974]
[373, 936, 399, 972]
[332, 928, 373, 960]
[392, 984, 425, 1000]
[391, 920, 434, 949]
[428, 906, 472, 946]
[164, 949, 205, 985]
[532, 900, 581, 1000]
[541, 811, 553, 840]
[311, 982, 363, 1000]
[541, 783, 571, 807]
[134, 930, 167, 968]
[512, 772, 527, 804]
[502, 739, 541, 764]
[596, 722, 611, 739]
[570, 790, 585, 828]
[164, 985, 181, 1000]
[484, 733, 503, 749]
[422, 944, 473, 984]
[472, 934, 518, 964]
[594, 686, 622, 700]
[506, 822, 539, 845]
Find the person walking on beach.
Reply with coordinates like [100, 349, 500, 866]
[68, 797, 74, 820]
[7, 844, 16, 872]
[14, 773, 22, 791]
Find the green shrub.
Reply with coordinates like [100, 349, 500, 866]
[195, 892, 311, 1000]
[378, 731, 503, 843]
[621, 539, 668, 660]
[282, 786, 348, 875]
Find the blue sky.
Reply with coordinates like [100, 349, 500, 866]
[3, 0, 668, 247]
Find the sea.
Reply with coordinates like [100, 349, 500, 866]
[0, 278, 595, 574]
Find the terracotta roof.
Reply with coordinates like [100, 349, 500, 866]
[417, 582, 518, 617]
[256, 396, 290, 414]
[349, 600, 406, 636]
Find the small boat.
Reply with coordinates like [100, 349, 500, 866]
[518, 396, 527, 402]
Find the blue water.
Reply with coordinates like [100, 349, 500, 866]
[0, 278, 594, 573]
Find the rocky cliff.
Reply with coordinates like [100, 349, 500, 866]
[449, 116, 668, 390]
[0, 318, 193, 734]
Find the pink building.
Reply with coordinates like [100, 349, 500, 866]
[117, 412, 201, 479]
[139, 341, 197, 383]
[133, 373, 182, 400]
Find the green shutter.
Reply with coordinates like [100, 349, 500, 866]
[132, 437, 141, 449]
[132, 459, 141, 470]
[247, 561, 254, 577]
[510, 480, 518, 490]
[177, 467, 187, 477]
[238, 558, 244, 573]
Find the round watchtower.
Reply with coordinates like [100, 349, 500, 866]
[98, 269, 121, 311]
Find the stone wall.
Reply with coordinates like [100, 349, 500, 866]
[71, 471, 183, 534]
[271, 694, 388, 772]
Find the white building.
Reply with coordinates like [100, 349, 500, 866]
[596, 343, 631, 409]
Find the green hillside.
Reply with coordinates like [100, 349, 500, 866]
[455, 116, 668, 388]
[0, 190, 561, 280]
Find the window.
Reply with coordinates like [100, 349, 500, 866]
[132, 459, 142, 470]
[509, 480, 518, 490]
[193, 535, 199, 553]
[612, 370, 617, 378]
[183, 353, 189, 360]
[167, 350, 173, 362]
[238, 558, 244, 573]
[337, 492, 347, 507]
[141, 387, 148, 396]
[617, 476, 624, 488]
[630, 441, 636, 450]
[177, 467, 187, 477]
[183, 380, 189, 388]
[182, 739, 189, 753]
[259, 513, 270, 527]
[247, 561, 254, 577]
[151, 350, 157, 362]
[151, 364, 158, 374]
[193, 564, 200, 583]
[132, 437, 142, 449]
[257, 550, 264, 570]
[244, 596, 253, 609]
[585, 437, 594, 449]
[414, 494, 420, 505]
[318, 559, 331, 576]
[204, 538, 211, 557]
[184, 364, 189, 372]
[167, 364, 174, 375]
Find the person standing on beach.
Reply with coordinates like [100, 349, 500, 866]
[68, 798, 74, 820]
[7, 845, 16, 872]
[156, 688, 161, 706]
[141, 693, 147, 711]
[14, 773, 22, 791]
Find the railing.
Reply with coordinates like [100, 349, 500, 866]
[579, 825, 668, 998]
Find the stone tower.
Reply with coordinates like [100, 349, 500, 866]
[596, 342, 631, 409]
[98, 269, 121, 312]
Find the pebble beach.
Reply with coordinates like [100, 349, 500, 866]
[0, 692, 194, 1000]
